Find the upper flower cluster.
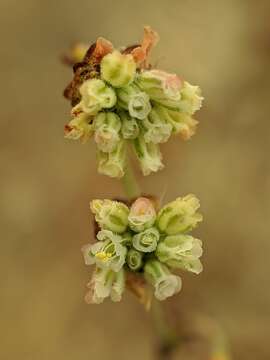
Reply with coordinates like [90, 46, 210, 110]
[63, 27, 203, 178]
[82, 195, 203, 304]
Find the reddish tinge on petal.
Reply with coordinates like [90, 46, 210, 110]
[131, 26, 160, 68]
[91, 37, 114, 63]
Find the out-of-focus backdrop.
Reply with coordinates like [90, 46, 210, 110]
[1, 0, 270, 359]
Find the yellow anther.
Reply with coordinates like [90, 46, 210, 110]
[95, 251, 112, 262]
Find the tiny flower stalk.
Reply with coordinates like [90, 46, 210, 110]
[63, 26, 203, 178]
[82, 195, 203, 304]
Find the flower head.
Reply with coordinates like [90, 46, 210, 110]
[83, 195, 203, 304]
[63, 27, 203, 177]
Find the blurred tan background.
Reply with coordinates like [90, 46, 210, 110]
[1, 0, 270, 359]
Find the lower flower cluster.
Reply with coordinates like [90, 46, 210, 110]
[82, 195, 203, 304]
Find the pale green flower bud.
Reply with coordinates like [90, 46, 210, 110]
[126, 248, 143, 271]
[90, 199, 129, 233]
[133, 135, 164, 175]
[156, 234, 203, 274]
[151, 105, 197, 139]
[144, 260, 182, 301]
[119, 111, 140, 140]
[85, 267, 125, 304]
[142, 106, 172, 144]
[82, 229, 127, 272]
[117, 84, 151, 120]
[64, 112, 93, 143]
[128, 197, 156, 232]
[97, 139, 126, 178]
[94, 112, 121, 152]
[132, 227, 160, 253]
[101, 50, 136, 88]
[157, 194, 203, 235]
[75, 79, 116, 115]
[179, 81, 203, 115]
[136, 69, 181, 104]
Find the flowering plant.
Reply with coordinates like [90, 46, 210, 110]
[81, 195, 203, 304]
[63, 26, 203, 177]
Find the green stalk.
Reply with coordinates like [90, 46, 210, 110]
[121, 159, 140, 200]
[151, 300, 179, 359]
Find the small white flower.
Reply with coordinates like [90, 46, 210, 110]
[85, 267, 125, 304]
[156, 234, 203, 274]
[82, 230, 127, 272]
[144, 260, 182, 301]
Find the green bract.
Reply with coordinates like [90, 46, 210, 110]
[64, 29, 203, 178]
[82, 195, 203, 304]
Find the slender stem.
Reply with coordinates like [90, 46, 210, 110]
[151, 300, 179, 359]
[121, 159, 140, 200]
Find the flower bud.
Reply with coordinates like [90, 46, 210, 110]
[132, 227, 160, 253]
[157, 194, 203, 235]
[97, 139, 126, 178]
[179, 81, 203, 115]
[154, 105, 198, 139]
[144, 260, 182, 301]
[136, 69, 181, 104]
[117, 84, 151, 120]
[82, 229, 127, 272]
[94, 112, 121, 152]
[85, 267, 125, 304]
[156, 234, 203, 274]
[126, 248, 143, 271]
[142, 106, 172, 144]
[128, 197, 156, 232]
[64, 112, 93, 143]
[101, 50, 136, 88]
[76, 79, 116, 115]
[119, 111, 140, 140]
[90, 199, 129, 233]
[133, 135, 164, 175]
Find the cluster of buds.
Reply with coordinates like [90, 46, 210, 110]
[82, 195, 203, 304]
[63, 26, 203, 178]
